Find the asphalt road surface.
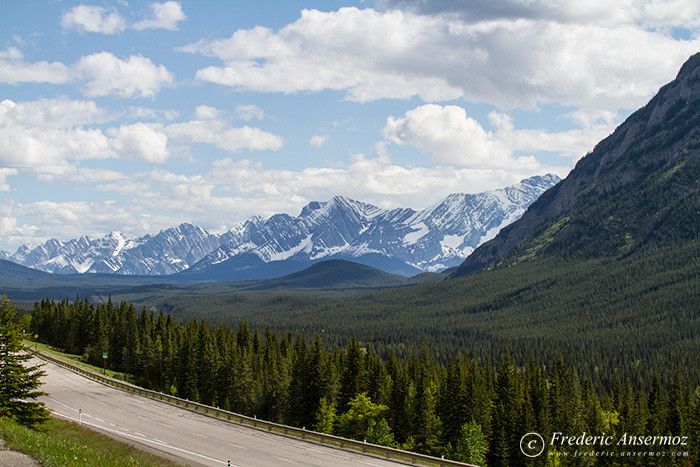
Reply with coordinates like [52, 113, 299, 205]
[36, 358, 410, 466]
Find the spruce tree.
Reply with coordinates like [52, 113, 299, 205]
[0, 294, 50, 427]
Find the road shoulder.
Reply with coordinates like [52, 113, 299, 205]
[0, 438, 41, 467]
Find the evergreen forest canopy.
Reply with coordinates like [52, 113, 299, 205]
[114, 238, 699, 391]
[29, 296, 700, 466]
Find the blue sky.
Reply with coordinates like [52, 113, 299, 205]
[1, 0, 698, 252]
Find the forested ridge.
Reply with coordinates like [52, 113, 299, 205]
[30, 296, 699, 466]
[126, 239, 700, 391]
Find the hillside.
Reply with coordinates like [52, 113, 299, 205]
[453, 52, 700, 276]
[0, 259, 168, 301]
[253, 259, 407, 289]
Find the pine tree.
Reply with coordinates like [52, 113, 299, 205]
[0, 294, 50, 427]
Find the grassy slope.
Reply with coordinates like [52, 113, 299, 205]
[0, 417, 179, 467]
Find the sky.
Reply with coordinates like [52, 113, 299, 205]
[1, 0, 698, 252]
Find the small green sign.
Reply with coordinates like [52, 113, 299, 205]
[102, 352, 108, 359]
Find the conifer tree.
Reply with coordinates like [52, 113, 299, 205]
[490, 351, 518, 467]
[446, 420, 488, 465]
[0, 294, 50, 427]
[314, 396, 336, 434]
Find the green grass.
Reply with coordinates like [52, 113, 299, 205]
[0, 417, 179, 466]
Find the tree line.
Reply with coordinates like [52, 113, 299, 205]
[30, 296, 699, 466]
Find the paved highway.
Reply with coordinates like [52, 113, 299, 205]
[36, 357, 409, 466]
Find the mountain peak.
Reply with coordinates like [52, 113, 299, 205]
[300, 201, 323, 217]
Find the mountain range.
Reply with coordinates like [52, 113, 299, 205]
[1, 174, 559, 279]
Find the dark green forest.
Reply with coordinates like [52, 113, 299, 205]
[111, 238, 700, 393]
[30, 296, 699, 466]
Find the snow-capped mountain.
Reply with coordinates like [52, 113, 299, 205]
[2, 174, 560, 276]
[190, 174, 560, 274]
[4, 223, 222, 275]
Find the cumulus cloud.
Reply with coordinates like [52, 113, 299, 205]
[110, 123, 169, 163]
[0, 98, 110, 168]
[310, 134, 329, 148]
[0, 97, 286, 180]
[0, 98, 171, 172]
[182, 7, 699, 111]
[383, 104, 515, 168]
[382, 104, 613, 167]
[0, 50, 173, 98]
[133, 1, 187, 31]
[75, 52, 174, 98]
[0, 48, 72, 84]
[61, 5, 127, 34]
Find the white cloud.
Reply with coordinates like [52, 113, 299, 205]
[195, 105, 222, 120]
[0, 98, 285, 183]
[0, 216, 18, 236]
[165, 120, 284, 152]
[0, 48, 72, 84]
[383, 104, 513, 168]
[62, 2, 186, 34]
[235, 104, 264, 121]
[379, 0, 700, 29]
[0, 51, 173, 98]
[183, 7, 700, 111]
[0, 98, 172, 172]
[110, 123, 169, 163]
[0, 148, 567, 251]
[0, 97, 107, 129]
[206, 155, 566, 219]
[75, 52, 174, 98]
[383, 104, 614, 166]
[133, 1, 187, 31]
[0, 168, 17, 191]
[487, 111, 614, 159]
[0, 199, 178, 250]
[310, 134, 329, 148]
[0, 47, 23, 60]
[61, 5, 127, 34]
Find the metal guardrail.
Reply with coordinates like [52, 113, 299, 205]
[34, 350, 479, 467]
